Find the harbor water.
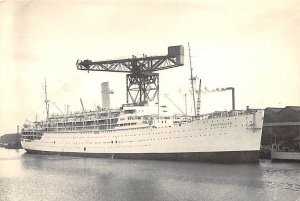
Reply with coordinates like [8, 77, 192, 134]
[0, 148, 299, 201]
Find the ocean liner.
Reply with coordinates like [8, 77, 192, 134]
[21, 100, 264, 163]
[21, 45, 264, 163]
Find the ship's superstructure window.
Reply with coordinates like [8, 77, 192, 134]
[123, 109, 135, 114]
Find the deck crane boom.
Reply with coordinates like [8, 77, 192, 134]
[80, 98, 85, 112]
[76, 46, 184, 106]
[51, 102, 64, 115]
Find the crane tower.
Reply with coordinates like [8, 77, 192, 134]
[76, 46, 184, 105]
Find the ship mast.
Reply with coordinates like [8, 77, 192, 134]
[44, 78, 49, 121]
[188, 42, 196, 117]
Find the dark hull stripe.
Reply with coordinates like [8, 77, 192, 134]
[24, 149, 260, 163]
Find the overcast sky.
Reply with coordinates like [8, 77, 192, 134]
[0, 0, 299, 134]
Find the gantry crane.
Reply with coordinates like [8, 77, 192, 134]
[76, 46, 184, 106]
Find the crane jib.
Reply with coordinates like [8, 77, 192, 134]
[76, 46, 184, 105]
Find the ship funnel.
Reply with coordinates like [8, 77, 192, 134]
[101, 82, 111, 109]
[231, 87, 235, 111]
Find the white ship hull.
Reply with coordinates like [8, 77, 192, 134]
[21, 110, 264, 163]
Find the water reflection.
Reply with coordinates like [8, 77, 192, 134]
[0, 148, 300, 201]
[0, 148, 25, 178]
